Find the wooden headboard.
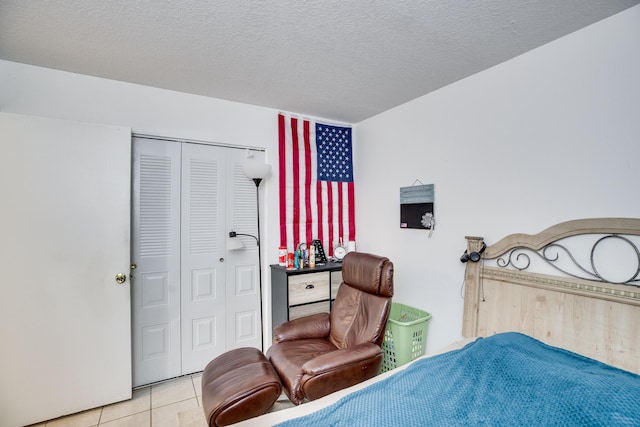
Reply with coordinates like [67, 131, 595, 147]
[462, 218, 640, 374]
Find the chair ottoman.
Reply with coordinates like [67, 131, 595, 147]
[201, 347, 282, 427]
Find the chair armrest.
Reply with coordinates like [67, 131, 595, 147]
[302, 342, 382, 376]
[273, 312, 331, 344]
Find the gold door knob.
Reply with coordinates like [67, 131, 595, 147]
[115, 273, 127, 284]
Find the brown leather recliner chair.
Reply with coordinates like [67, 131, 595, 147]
[266, 252, 394, 405]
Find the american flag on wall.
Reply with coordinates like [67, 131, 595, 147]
[278, 113, 355, 256]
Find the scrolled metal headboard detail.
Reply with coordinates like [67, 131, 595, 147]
[495, 234, 640, 286]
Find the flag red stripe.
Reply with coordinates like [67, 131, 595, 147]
[348, 182, 356, 241]
[337, 184, 344, 243]
[291, 118, 301, 248]
[278, 114, 287, 247]
[316, 180, 323, 248]
[327, 183, 334, 255]
[303, 121, 313, 245]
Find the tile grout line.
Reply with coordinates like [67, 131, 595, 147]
[191, 374, 199, 406]
[96, 407, 104, 426]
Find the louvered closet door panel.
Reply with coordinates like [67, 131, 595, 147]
[225, 150, 263, 350]
[131, 138, 182, 387]
[181, 143, 227, 373]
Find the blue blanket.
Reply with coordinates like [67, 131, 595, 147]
[275, 332, 640, 426]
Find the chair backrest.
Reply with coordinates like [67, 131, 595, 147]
[328, 252, 394, 349]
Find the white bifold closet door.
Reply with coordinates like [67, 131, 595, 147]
[132, 137, 262, 387]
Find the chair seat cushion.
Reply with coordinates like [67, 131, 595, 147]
[202, 347, 282, 427]
[267, 338, 337, 404]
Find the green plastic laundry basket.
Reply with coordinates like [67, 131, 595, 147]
[380, 302, 432, 373]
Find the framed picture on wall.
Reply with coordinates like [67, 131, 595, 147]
[400, 183, 434, 230]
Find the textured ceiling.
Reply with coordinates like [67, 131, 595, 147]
[1, 1, 638, 123]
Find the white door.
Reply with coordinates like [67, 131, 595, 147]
[180, 143, 228, 373]
[131, 138, 182, 386]
[0, 113, 132, 427]
[131, 138, 263, 386]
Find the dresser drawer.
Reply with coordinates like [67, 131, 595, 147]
[288, 272, 330, 306]
[289, 301, 331, 320]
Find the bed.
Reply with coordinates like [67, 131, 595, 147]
[233, 218, 640, 426]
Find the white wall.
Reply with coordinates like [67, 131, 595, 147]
[353, 5, 640, 351]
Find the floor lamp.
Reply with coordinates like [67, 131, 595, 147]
[227, 160, 271, 350]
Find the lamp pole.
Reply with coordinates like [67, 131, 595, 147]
[242, 160, 271, 351]
[252, 177, 264, 351]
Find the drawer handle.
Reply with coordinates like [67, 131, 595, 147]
[305, 284, 315, 289]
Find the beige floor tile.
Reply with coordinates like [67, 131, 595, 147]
[99, 411, 150, 427]
[151, 398, 199, 427]
[151, 377, 197, 409]
[175, 406, 207, 427]
[100, 387, 151, 423]
[45, 408, 102, 427]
